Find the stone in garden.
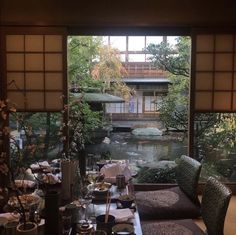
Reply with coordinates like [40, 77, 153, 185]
[132, 127, 163, 136]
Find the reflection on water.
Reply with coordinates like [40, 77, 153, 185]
[86, 132, 188, 166]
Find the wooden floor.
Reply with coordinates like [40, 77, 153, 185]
[194, 196, 236, 234]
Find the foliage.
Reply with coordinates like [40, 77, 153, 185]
[68, 37, 134, 96]
[200, 162, 222, 181]
[136, 166, 176, 183]
[91, 45, 133, 99]
[195, 113, 236, 161]
[10, 112, 62, 161]
[66, 95, 102, 158]
[68, 36, 102, 84]
[147, 37, 190, 77]
[204, 114, 236, 153]
[0, 100, 28, 224]
[0, 100, 16, 178]
[67, 36, 133, 153]
[147, 37, 190, 131]
[157, 74, 189, 131]
[1, 101, 63, 173]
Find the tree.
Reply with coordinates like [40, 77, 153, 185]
[91, 45, 134, 100]
[67, 37, 134, 157]
[147, 37, 190, 77]
[68, 36, 133, 98]
[68, 36, 102, 84]
[147, 37, 190, 131]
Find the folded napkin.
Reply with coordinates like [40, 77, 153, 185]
[109, 209, 134, 222]
[100, 163, 132, 183]
[15, 180, 36, 188]
[0, 213, 20, 222]
[42, 173, 61, 184]
[30, 161, 50, 170]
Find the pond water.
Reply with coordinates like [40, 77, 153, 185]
[85, 132, 188, 169]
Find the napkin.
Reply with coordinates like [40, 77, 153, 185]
[30, 161, 50, 170]
[15, 180, 36, 188]
[42, 173, 61, 184]
[100, 163, 132, 183]
[109, 209, 134, 222]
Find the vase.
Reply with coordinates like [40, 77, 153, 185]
[16, 222, 37, 235]
[96, 214, 115, 235]
[61, 159, 71, 200]
[44, 190, 60, 235]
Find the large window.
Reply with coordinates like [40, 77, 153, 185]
[143, 92, 157, 113]
[191, 32, 236, 183]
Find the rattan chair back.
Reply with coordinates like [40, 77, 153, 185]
[202, 177, 232, 235]
[176, 155, 202, 203]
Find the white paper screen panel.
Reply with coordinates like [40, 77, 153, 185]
[194, 34, 236, 111]
[6, 34, 64, 111]
[214, 73, 232, 90]
[25, 73, 44, 89]
[195, 72, 213, 90]
[195, 92, 212, 110]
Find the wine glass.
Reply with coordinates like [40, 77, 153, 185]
[78, 197, 93, 224]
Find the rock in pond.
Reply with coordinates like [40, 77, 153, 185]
[132, 127, 163, 136]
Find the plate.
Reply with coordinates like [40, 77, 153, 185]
[15, 180, 36, 188]
[112, 223, 134, 235]
[8, 194, 40, 209]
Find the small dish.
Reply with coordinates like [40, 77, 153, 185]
[95, 182, 112, 189]
[112, 223, 134, 235]
[118, 195, 135, 208]
[116, 202, 136, 211]
[93, 182, 111, 196]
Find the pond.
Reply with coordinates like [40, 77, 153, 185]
[85, 131, 188, 170]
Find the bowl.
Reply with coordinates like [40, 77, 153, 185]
[118, 194, 135, 208]
[112, 223, 134, 235]
[91, 182, 111, 197]
[95, 182, 111, 189]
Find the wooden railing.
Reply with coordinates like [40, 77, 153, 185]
[123, 62, 167, 78]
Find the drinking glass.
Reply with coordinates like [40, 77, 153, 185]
[91, 230, 107, 235]
[62, 215, 72, 235]
[78, 198, 92, 223]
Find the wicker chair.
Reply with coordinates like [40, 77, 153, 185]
[141, 177, 232, 235]
[135, 155, 202, 220]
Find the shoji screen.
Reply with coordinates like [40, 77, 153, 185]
[2, 27, 67, 111]
[192, 33, 236, 112]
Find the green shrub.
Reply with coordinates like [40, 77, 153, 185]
[136, 166, 177, 183]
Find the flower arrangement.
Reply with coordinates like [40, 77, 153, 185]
[0, 100, 16, 185]
[0, 99, 46, 230]
[0, 99, 29, 226]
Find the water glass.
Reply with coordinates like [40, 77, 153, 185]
[91, 230, 107, 235]
[62, 215, 72, 235]
[4, 221, 18, 235]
